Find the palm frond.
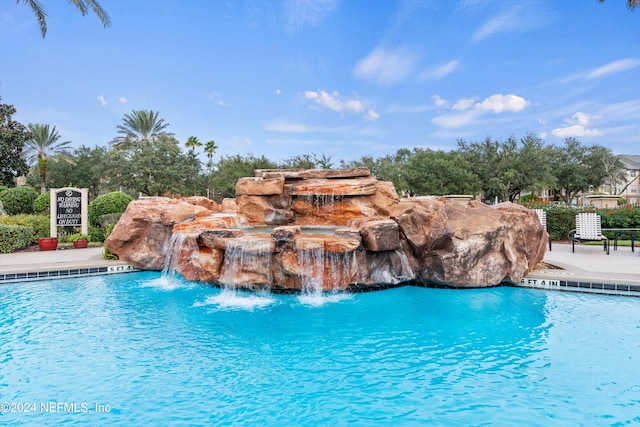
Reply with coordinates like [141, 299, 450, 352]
[18, 0, 47, 37]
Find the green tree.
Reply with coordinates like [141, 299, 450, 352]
[458, 134, 554, 202]
[18, 0, 111, 38]
[280, 153, 334, 170]
[44, 145, 110, 198]
[211, 154, 278, 198]
[343, 149, 411, 195]
[549, 138, 615, 204]
[280, 154, 316, 169]
[204, 139, 218, 173]
[0, 99, 30, 186]
[403, 148, 481, 196]
[185, 136, 202, 154]
[119, 135, 203, 196]
[24, 123, 72, 193]
[112, 110, 173, 149]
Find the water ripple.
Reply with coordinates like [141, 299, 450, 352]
[0, 275, 639, 426]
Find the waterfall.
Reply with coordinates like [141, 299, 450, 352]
[394, 248, 414, 281]
[162, 232, 194, 278]
[298, 240, 325, 299]
[143, 232, 197, 290]
[208, 237, 276, 310]
[220, 238, 273, 291]
[297, 237, 354, 306]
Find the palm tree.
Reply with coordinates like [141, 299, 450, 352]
[204, 140, 219, 199]
[185, 136, 202, 154]
[24, 123, 72, 193]
[204, 140, 218, 171]
[598, 0, 640, 11]
[18, 0, 111, 38]
[112, 110, 172, 149]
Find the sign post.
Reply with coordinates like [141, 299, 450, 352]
[50, 188, 88, 238]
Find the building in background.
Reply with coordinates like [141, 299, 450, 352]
[616, 155, 640, 205]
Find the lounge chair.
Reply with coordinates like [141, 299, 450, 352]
[569, 213, 609, 255]
[534, 209, 552, 251]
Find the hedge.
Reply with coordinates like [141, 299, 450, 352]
[0, 186, 39, 215]
[522, 202, 640, 241]
[0, 214, 50, 240]
[0, 225, 33, 253]
[88, 192, 132, 227]
[33, 193, 50, 214]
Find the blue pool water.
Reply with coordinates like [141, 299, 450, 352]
[1, 272, 639, 426]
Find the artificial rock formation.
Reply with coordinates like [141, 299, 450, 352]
[106, 168, 548, 291]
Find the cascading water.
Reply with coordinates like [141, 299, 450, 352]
[146, 232, 198, 290]
[207, 237, 276, 310]
[297, 241, 325, 299]
[162, 233, 189, 278]
[297, 237, 354, 306]
[220, 237, 274, 290]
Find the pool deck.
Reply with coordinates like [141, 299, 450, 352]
[0, 242, 639, 296]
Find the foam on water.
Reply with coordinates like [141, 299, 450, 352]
[297, 291, 354, 307]
[141, 275, 192, 291]
[194, 289, 276, 311]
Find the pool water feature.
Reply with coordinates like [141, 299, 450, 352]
[1, 272, 639, 426]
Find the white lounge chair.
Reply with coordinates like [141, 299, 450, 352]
[570, 213, 609, 255]
[534, 209, 552, 251]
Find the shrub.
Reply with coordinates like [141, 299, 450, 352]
[89, 225, 105, 243]
[88, 192, 132, 227]
[102, 223, 119, 260]
[0, 214, 49, 240]
[0, 225, 33, 253]
[0, 186, 39, 215]
[67, 233, 89, 243]
[33, 192, 50, 214]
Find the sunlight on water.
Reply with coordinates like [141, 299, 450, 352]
[193, 289, 276, 311]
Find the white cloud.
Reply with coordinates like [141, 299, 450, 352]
[263, 119, 352, 133]
[364, 109, 380, 122]
[118, 97, 127, 104]
[585, 57, 640, 80]
[475, 94, 529, 113]
[276, 89, 282, 95]
[419, 60, 460, 80]
[431, 110, 481, 128]
[431, 95, 448, 108]
[431, 93, 529, 129]
[97, 95, 107, 107]
[551, 112, 602, 138]
[472, 4, 549, 42]
[473, 6, 523, 41]
[453, 97, 477, 111]
[353, 47, 418, 86]
[284, 0, 338, 32]
[304, 90, 364, 114]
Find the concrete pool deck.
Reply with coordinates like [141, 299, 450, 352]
[0, 242, 639, 295]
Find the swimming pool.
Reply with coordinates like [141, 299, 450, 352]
[1, 271, 639, 426]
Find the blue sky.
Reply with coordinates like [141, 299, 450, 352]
[1, 0, 639, 164]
